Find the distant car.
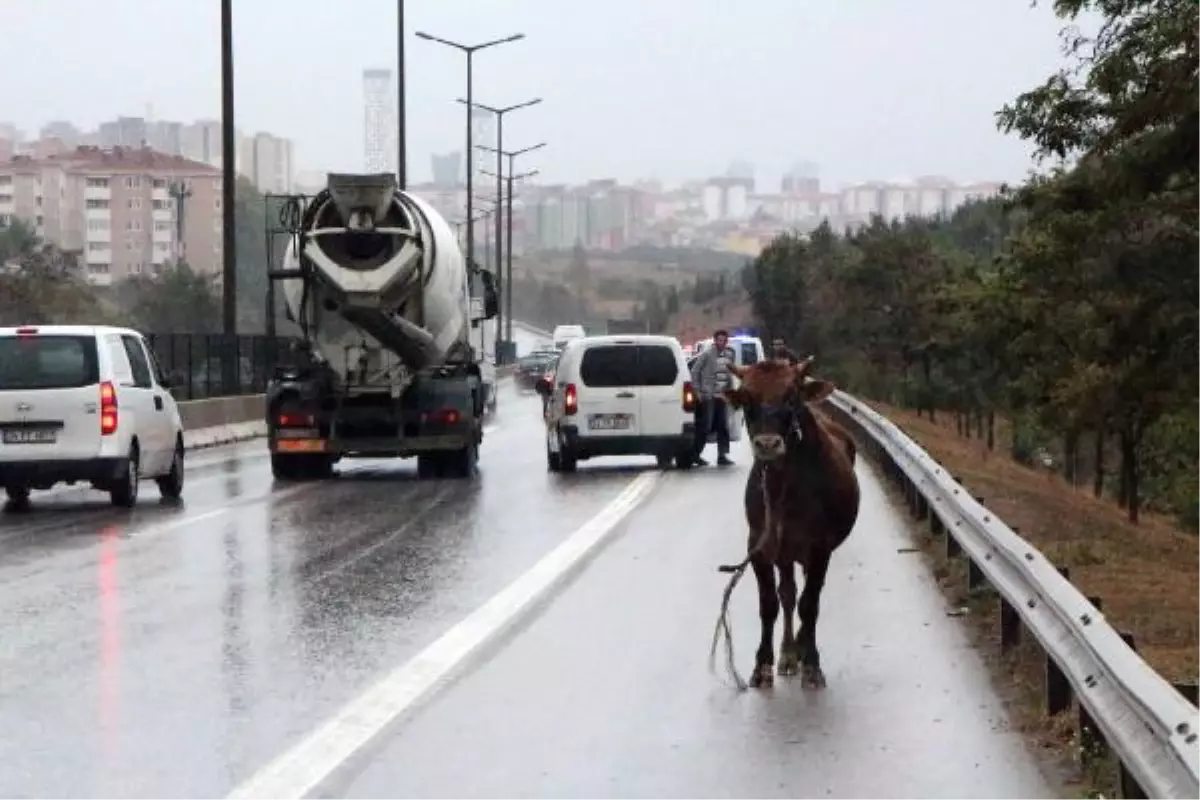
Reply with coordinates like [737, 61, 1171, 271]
[515, 350, 559, 392]
[0, 324, 186, 509]
[537, 335, 696, 472]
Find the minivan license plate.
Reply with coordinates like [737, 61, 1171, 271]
[588, 414, 631, 431]
[3, 428, 57, 445]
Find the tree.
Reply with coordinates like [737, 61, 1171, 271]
[0, 220, 99, 326]
[122, 261, 221, 333]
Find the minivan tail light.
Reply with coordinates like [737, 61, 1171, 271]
[564, 383, 579, 415]
[682, 381, 697, 413]
[99, 381, 118, 436]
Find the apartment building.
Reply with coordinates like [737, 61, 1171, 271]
[0, 146, 223, 286]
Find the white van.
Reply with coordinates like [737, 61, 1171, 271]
[551, 324, 586, 351]
[538, 335, 696, 472]
[688, 334, 766, 444]
[0, 325, 186, 508]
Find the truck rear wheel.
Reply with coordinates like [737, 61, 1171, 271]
[444, 440, 478, 479]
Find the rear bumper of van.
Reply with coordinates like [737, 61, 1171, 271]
[0, 457, 130, 490]
[560, 423, 694, 459]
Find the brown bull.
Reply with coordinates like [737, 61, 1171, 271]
[710, 356, 860, 690]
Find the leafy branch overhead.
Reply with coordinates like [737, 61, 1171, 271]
[744, 0, 1196, 528]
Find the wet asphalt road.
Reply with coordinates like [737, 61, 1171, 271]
[0, 329, 1055, 799]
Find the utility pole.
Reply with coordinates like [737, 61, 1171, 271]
[396, 0, 407, 189]
[457, 98, 541, 364]
[220, 0, 238, 393]
[168, 181, 192, 264]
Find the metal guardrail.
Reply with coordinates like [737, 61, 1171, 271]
[144, 333, 302, 401]
[825, 390, 1200, 800]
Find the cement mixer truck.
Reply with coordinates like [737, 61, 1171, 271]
[264, 173, 499, 481]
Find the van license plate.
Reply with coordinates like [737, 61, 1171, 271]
[588, 414, 632, 431]
[3, 428, 57, 444]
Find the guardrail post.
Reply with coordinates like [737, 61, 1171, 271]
[967, 555, 986, 592]
[1114, 631, 1148, 800]
[999, 595, 1021, 652]
[930, 512, 944, 537]
[945, 521, 962, 558]
[1078, 595, 1109, 765]
[1044, 566, 1073, 715]
[915, 490, 929, 521]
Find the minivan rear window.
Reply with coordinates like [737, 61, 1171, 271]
[579, 344, 679, 387]
[0, 335, 100, 391]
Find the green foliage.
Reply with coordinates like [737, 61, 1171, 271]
[122, 261, 221, 334]
[0, 220, 105, 326]
[746, 0, 1197, 527]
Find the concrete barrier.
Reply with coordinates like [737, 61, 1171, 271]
[177, 365, 517, 452]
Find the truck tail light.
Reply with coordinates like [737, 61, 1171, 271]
[428, 408, 461, 425]
[278, 412, 315, 428]
[682, 381, 697, 413]
[564, 383, 578, 415]
[100, 381, 118, 436]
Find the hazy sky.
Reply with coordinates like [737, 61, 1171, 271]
[3, 0, 1077, 188]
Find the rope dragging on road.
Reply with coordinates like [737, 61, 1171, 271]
[709, 475, 778, 692]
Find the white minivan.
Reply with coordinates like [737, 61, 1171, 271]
[0, 325, 186, 508]
[537, 335, 696, 472]
[551, 324, 586, 351]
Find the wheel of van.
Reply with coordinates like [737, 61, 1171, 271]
[559, 445, 578, 473]
[674, 452, 695, 470]
[4, 486, 31, 509]
[656, 454, 673, 470]
[157, 440, 185, 499]
[546, 445, 562, 472]
[110, 445, 140, 508]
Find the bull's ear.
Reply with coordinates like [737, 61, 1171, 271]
[729, 363, 748, 380]
[724, 387, 751, 409]
[800, 379, 835, 403]
[792, 354, 815, 380]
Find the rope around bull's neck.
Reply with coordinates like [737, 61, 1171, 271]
[709, 464, 784, 691]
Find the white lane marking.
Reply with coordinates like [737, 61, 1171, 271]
[226, 470, 662, 800]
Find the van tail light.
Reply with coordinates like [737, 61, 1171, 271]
[99, 381, 118, 436]
[682, 381, 697, 413]
[564, 383, 579, 415]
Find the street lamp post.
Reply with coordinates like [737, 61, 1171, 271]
[456, 98, 541, 363]
[219, 0, 238, 395]
[396, 0, 407, 189]
[414, 31, 524, 284]
[478, 142, 545, 345]
[483, 167, 538, 344]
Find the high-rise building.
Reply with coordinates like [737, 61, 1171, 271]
[238, 132, 294, 193]
[363, 68, 395, 175]
[431, 151, 461, 189]
[180, 120, 224, 168]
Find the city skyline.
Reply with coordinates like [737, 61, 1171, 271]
[0, 0, 1086, 188]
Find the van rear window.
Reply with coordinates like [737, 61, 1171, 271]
[739, 342, 760, 365]
[579, 344, 679, 387]
[0, 335, 100, 390]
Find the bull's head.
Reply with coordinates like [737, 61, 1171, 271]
[723, 355, 836, 462]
